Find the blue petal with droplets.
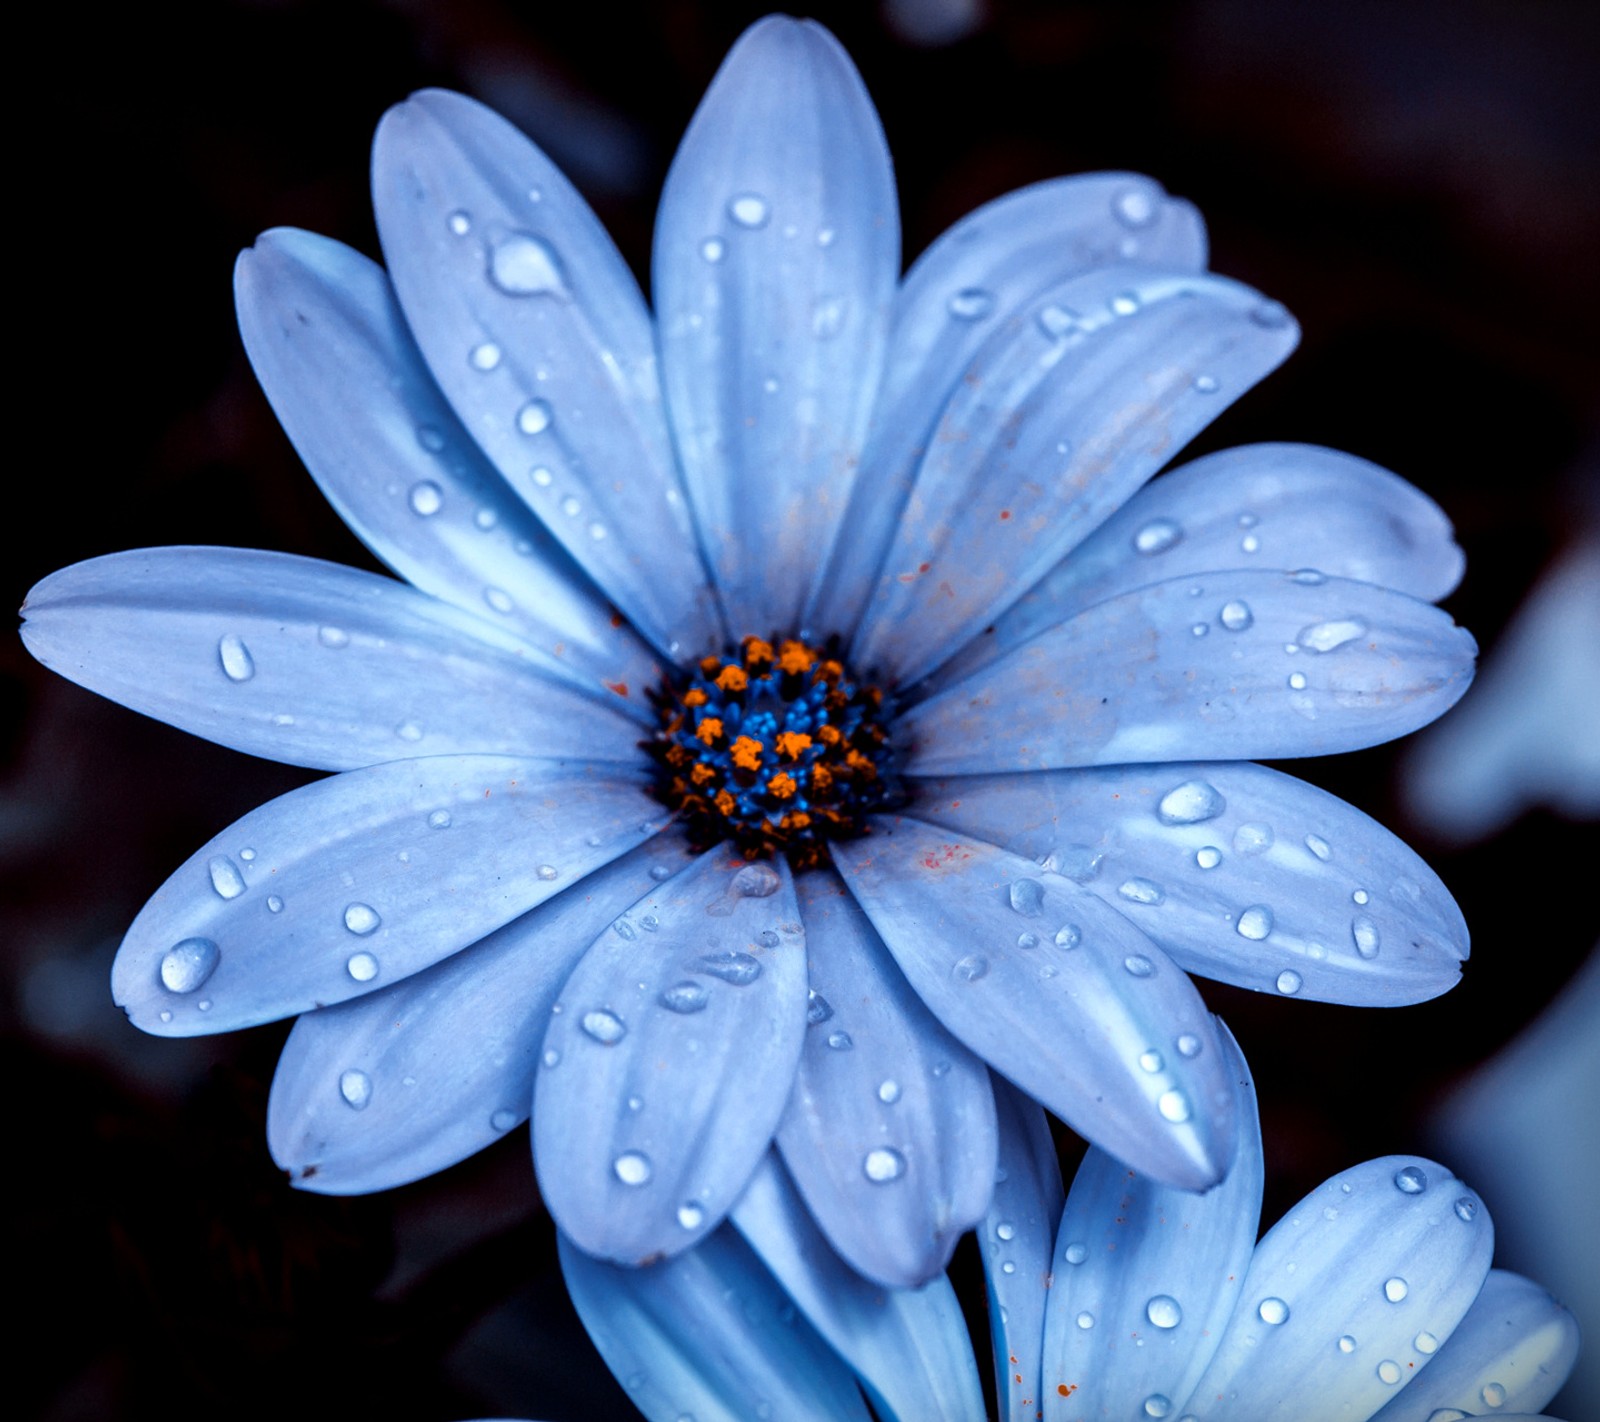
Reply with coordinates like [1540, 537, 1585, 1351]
[832, 819, 1238, 1191]
[235, 228, 660, 707]
[372, 88, 719, 660]
[559, 1226, 872, 1422]
[850, 267, 1299, 685]
[812, 173, 1206, 638]
[21, 548, 643, 770]
[731, 1151, 985, 1422]
[775, 869, 996, 1288]
[904, 570, 1476, 773]
[112, 755, 659, 1035]
[267, 838, 684, 1193]
[913, 762, 1467, 1005]
[534, 852, 807, 1264]
[653, 16, 899, 635]
[1178, 1157, 1495, 1421]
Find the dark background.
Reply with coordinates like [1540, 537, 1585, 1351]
[6, 1, 1597, 1418]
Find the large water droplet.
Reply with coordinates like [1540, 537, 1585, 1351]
[697, 951, 762, 985]
[731, 863, 781, 898]
[266, 895, 283, 913]
[1133, 518, 1183, 555]
[728, 194, 770, 228]
[343, 903, 381, 936]
[160, 937, 220, 994]
[1143, 1397, 1172, 1419]
[218, 633, 255, 682]
[1146, 1295, 1182, 1329]
[1276, 969, 1303, 995]
[1258, 1297, 1290, 1325]
[488, 232, 567, 296]
[806, 990, 833, 1024]
[863, 1147, 905, 1183]
[952, 954, 990, 982]
[1119, 878, 1166, 906]
[947, 287, 994, 320]
[517, 399, 553, 435]
[660, 981, 709, 1014]
[1414, 1331, 1439, 1354]
[346, 952, 379, 982]
[339, 1068, 372, 1110]
[613, 1151, 652, 1186]
[1352, 916, 1381, 959]
[409, 481, 443, 516]
[1297, 619, 1367, 653]
[1378, 1361, 1403, 1385]
[581, 1009, 627, 1044]
[1237, 905, 1274, 940]
[1158, 779, 1226, 825]
[1219, 600, 1254, 632]
[207, 855, 246, 900]
[1008, 878, 1045, 916]
[1157, 1089, 1191, 1122]
[1064, 1242, 1087, 1264]
[1338, 1334, 1357, 1354]
[1394, 1165, 1428, 1195]
[1480, 1382, 1507, 1407]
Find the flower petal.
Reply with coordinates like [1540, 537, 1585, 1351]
[559, 1226, 872, 1422]
[774, 868, 996, 1288]
[534, 851, 807, 1264]
[832, 818, 1238, 1191]
[731, 1151, 986, 1422]
[979, 1077, 1066, 1422]
[112, 755, 659, 1035]
[912, 762, 1467, 1005]
[371, 89, 719, 660]
[21, 548, 642, 770]
[1367, 1269, 1580, 1422]
[812, 173, 1206, 639]
[267, 836, 685, 1193]
[903, 570, 1476, 774]
[653, 16, 898, 634]
[938, 442, 1466, 688]
[850, 268, 1300, 685]
[1179, 1157, 1495, 1422]
[235, 227, 660, 707]
[1041, 1023, 1261, 1420]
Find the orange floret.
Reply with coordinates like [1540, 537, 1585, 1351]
[767, 772, 798, 800]
[690, 762, 717, 786]
[777, 640, 814, 674]
[775, 730, 813, 760]
[714, 790, 737, 816]
[696, 716, 724, 746]
[817, 723, 843, 746]
[716, 665, 749, 693]
[683, 687, 709, 707]
[730, 735, 765, 771]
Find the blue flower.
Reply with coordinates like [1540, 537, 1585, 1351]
[21, 18, 1475, 1286]
[560, 1051, 1580, 1422]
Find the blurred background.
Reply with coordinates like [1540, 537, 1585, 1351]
[6, 1, 1597, 1417]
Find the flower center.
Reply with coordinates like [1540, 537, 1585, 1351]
[647, 635, 900, 866]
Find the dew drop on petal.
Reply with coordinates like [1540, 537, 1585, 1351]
[207, 855, 246, 900]
[728, 193, 770, 228]
[1157, 1089, 1191, 1122]
[542, 1048, 561, 1068]
[1133, 518, 1183, 555]
[1305, 833, 1332, 861]
[1037, 303, 1077, 339]
[1298, 619, 1367, 653]
[469, 341, 501, 371]
[346, 952, 379, 982]
[339, 1069, 372, 1110]
[1237, 905, 1274, 940]
[806, 990, 833, 1024]
[1144, 1397, 1172, 1419]
[491, 1109, 517, 1132]
[160, 938, 220, 994]
[1119, 878, 1166, 906]
[863, 1147, 905, 1183]
[581, 1009, 627, 1044]
[947, 287, 995, 320]
[318, 625, 350, 649]
[1219, 600, 1254, 632]
[1139, 1050, 1164, 1073]
[826, 1030, 853, 1050]
[427, 809, 452, 829]
[1158, 779, 1226, 825]
[731, 863, 781, 898]
[1414, 1331, 1439, 1354]
[1064, 1242, 1088, 1264]
[1394, 1165, 1428, 1194]
[536, 864, 559, 881]
[1176, 1033, 1201, 1058]
[484, 586, 515, 614]
[613, 1151, 652, 1186]
[517, 399, 553, 435]
[1017, 931, 1039, 948]
[447, 210, 471, 235]
[1288, 672, 1308, 691]
[1076, 1312, 1095, 1330]
[1338, 1335, 1357, 1354]
[1378, 1361, 1403, 1385]
[677, 1201, 705, 1229]
[1454, 1196, 1479, 1222]
[649, 863, 674, 882]
[1146, 1295, 1182, 1329]
[1054, 924, 1081, 949]
[1233, 822, 1275, 856]
[1192, 374, 1219, 393]
[1008, 878, 1045, 915]
[1384, 1277, 1409, 1303]
[487, 232, 567, 297]
[953, 954, 990, 982]
[697, 951, 762, 985]
[1258, 1297, 1290, 1325]
[1195, 846, 1222, 869]
[1251, 299, 1292, 329]
[1276, 969, 1303, 995]
[878, 1079, 901, 1104]
[409, 481, 443, 516]
[266, 895, 283, 913]
[659, 981, 709, 1014]
[700, 236, 725, 263]
[1480, 1383, 1507, 1407]
[218, 633, 255, 682]
[1125, 954, 1156, 977]
[1113, 186, 1158, 227]
[1352, 916, 1381, 959]
[343, 903, 381, 936]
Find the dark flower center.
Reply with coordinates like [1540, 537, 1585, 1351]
[647, 635, 900, 866]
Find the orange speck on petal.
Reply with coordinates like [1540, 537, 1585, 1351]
[1000, 509, 1012, 520]
[604, 680, 629, 697]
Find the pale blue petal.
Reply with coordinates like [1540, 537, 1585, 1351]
[1368, 1270, 1580, 1422]
[938, 442, 1466, 687]
[850, 268, 1299, 685]
[732, 1151, 985, 1422]
[21, 548, 642, 770]
[1041, 1023, 1261, 1420]
[832, 819, 1238, 1191]
[903, 570, 1476, 774]
[912, 762, 1466, 1005]
[1179, 1158, 1495, 1422]
[811, 174, 1206, 638]
[534, 852, 807, 1264]
[234, 228, 661, 711]
[775, 868, 996, 1288]
[653, 16, 898, 634]
[979, 1077, 1065, 1422]
[266, 837, 684, 1193]
[112, 755, 659, 1035]
[559, 1226, 872, 1422]
[371, 89, 720, 660]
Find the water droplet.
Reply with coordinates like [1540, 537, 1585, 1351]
[1158, 779, 1226, 825]
[1414, 1330, 1439, 1354]
[1195, 846, 1222, 870]
[1251, 299, 1292, 329]
[1064, 1242, 1087, 1264]
[491, 1108, 517, 1131]
[614, 1151, 652, 1185]
[542, 1048, 561, 1068]
[1394, 1165, 1428, 1195]
[649, 863, 673, 882]
[488, 232, 567, 297]
[1146, 1295, 1182, 1329]
[409, 480, 443, 516]
[1176, 1033, 1201, 1057]
[1053, 924, 1081, 949]
[1233, 822, 1275, 856]
[346, 952, 379, 982]
[581, 1009, 627, 1044]
[1480, 1382, 1506, 1407]
[535, 864, 560, 883]
[811, 295, 846, 339]
[1158, 1089, 1191, 1122]
[531, 465, 553, 488]
[877, 1079, 901, 1103]
[1288, 671, 1308, 691]
[1304, 833, 1332, 861]
[158, 1010, 172, 1023]
[677, 1201, 705, 1229]
[728, 194, 770, 228]
[1219, 600, 1254, 632]
[447, 210, 471, 236]
[697, 951, 762, 986]
[1016, 931, 1039, 949]
[1352, 916, 1381, 959]
[1008, 878, 1045, 915]
[469, 341, 501, 371]
[318, 625, 350, 649]
[1298, 619, 1367, 653]
[205, 855, 246, 900]
[1144, 1396, 1172, 1419]
[655, 980, 711, 1016]
[1124, 954, 1156, 978]
[1076, 1312, 1095, 1330]
[160, 937, 220, 994]
[863, 1147, 905, 1183]
[339, 1069, 372, 1110]
[1338, 1334, 1357, 1354]
[517, 400, 553, 436]
[1132, 517, 1183, 555]
[218, 633, 255, 682]
[1119, 879, 1165, 906]
[826, 1030, 852, 1051]
[1237, 905, 1274, 940]
[343, 903, 381, 936]
[1454, 1196, 1478, 1222]
[1192, 374, 1219, 393]
[1258, 1297, 1289, 1325]
[947, 287, 995, 320]
[1191, 622, 1210, 637]
[1276, 969, 1303, 995]
[952, 954, 990, 982]
[1113, 186, 1158, 227]
[266, 895, 283, 913]
[427, 809, 452, 830]
[731, 863, 780, 898]
[931, 1060, 951, 1078]
[806, 990, 833, 1024]
[1378, 1361, 1402, 1385]
[992, 1221, 1017, 1243]
[396, 720, 423, 742]
[698, 236, 726, 263]
[1384, 1277, 1409, 1302]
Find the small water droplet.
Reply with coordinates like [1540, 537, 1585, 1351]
[266, 895, 283, 913]
[677, 1201, 705, 1229]
[1288, 671, 1308, 690]
[1158, 779, 1226, 825]
[649, 863, 674, 882]
[535, 864, 560, 882]
[1145, 1295, 1182, 1329]
[1394, 1165, 1428, 1195]
[659, 981, 709, 1014]
[207, 855, 246, 900]
[1113, 186, 1158, 227]
[1144, 1396, 1172, 1419]
[1414, 1330, 1439, 1354]
[947, 287, 995, 320]
[1191, 622, 1210, 637]
[447, 210, 471, 236]
[731, 863, 780, 898]
[1008, 878, 1045, 916]
[1016, 931, 1039, 949]
[1119, 879, 1166, 906]
[1053, 924, 1081, 949]
[1378, 1361, 1403, 1385]
[1124, 954, 1156, 978]
[469, 341, 501, 371]
[1219, 600, 1254, 631]
[427, 809, 452, 830]
[488, 232, 567, 297]
[1480, 1382, 1506, 1407]
[346, 952, 379, 982]
[614, 1151, 652, 1185]
[877, 1079, 901, 1104]
[863, 1147, 905, 1183]
[409, 480, 443, 516]
[542, 1048, 561, 1068]
[1139, 1049, 1164, 1073]
[531, 465, 554, 488]
[1157, 1089, 1191, 1122]
[318, 625, 349, 649]
[806, 990, 833, 1024]
[1275, 969, 1303, 995]
[343, 903, 381, 936]
[339, 1069, 372, 1110]
[826, 1030, 853, 1050]
[1134, 518, 1183, 555]
[698, 236, 726, 264]
[1176, 1033, 1201, 1057]
[491, 1108, 517, 1131]
[952, 953, 990, 982]
[728, 194, 770, 228]
[931, 1060, 951, 1078]
[811, 295, 846, 339]
[1237, 905, 1274, 940]
[1304, 833, 1332, 861]
[1352, 916, 1381, 959]
[1195, 846, 1223, 870]
[1233, 822, 1275, 856]
[1258, 1297, 1290, 1325]
[1298, 619, 1367, 653]
[218, 633, 255, 682]
[158, 1010, 172, 1022]
[517, 399, 553, 435]
[1064, 1242, 1088, 1264]
[581, 1009, 627, 1044]
[417, 424, 446, 451]
[396, 720, 423, 742]
[160, 937, 220, 994]
[1076, 1311, 1095, 1330]
[1384, 1277, 1409, 1302]
[1338, 1334, 1357, 1354]
[1109, 290, 1142, 317]
[1454, 1196, 1478, 1222]
[697, 951, 762, 985]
